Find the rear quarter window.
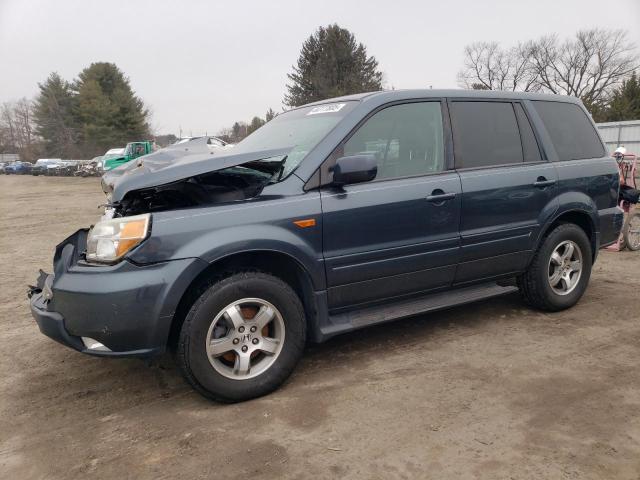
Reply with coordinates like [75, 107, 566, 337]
[532, 101, 605, 161]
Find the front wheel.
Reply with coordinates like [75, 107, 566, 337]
[518, 223, 592, 312]
[623, 212, 640, 251]
[177, 272, 306, 402]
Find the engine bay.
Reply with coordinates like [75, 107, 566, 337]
[113, 166, 274, 217]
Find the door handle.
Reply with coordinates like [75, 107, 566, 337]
[533, 177, 556, 188]
[426, 192, 456, 203]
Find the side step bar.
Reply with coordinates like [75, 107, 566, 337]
[320, 282, 518, 339]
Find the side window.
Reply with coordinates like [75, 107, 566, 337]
[532, 101, 605, 161]
[450, 101, 523, 168]
[514, 103, 542, 162]
[342, 102, 444, 181]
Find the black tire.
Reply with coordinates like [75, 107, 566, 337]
[177, 272, 306, 403]
[622, 212, 640, 251]
[518, 223, 592, 312]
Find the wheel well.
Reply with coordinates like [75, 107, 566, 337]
[544, 211, 597, 259]
[167, 251, 317, 349]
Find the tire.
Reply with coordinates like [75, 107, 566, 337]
[622, 212, 640, 251]
[177, 272, 306, 402]
[518, 223, 592, 312]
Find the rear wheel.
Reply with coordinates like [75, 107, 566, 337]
[518, 223, 592, 311]
[177, 272, 306, 402]
[623, 212, 640, 251]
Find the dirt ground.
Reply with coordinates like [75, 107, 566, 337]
[1, 175, 639, 480]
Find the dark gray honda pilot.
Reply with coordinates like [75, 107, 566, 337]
[29, 90, 623, 402]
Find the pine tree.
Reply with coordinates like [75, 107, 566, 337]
[602, 72, 640, 122]
[247, 116, 265, 135]
[74, 62, 150, 156]
[265, 108, 276, 122]
[32, 72, 79, 158]
[284, 24, 383, 107]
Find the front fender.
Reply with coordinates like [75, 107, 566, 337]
[182, 225, 325, 290]
[128, 194, 325, 289]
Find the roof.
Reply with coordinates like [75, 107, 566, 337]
[303, 89, 582, 107]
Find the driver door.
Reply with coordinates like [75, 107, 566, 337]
[320, 101, 462, 310]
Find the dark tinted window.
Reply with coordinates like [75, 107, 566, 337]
[514, 104, 542, 162]
[450, 102, 523, 168]
[343, 102, 444, 180]
[533, 101, 605, 160]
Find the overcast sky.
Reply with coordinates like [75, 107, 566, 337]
[1, 0, 638, 136]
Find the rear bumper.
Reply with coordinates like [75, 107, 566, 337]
[28, 229, 208, 357]
[599, 206, 625, 248]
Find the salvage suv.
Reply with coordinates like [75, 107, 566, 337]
[29, 90, 623, 402]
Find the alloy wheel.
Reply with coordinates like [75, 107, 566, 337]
[547, 240, 583, 296]
[205, 298, 285, 380]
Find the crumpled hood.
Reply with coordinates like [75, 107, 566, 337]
[104, 142, 292, 202]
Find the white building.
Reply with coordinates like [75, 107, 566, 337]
[0, 153, 19, 163]
[597, 120, 640, 155]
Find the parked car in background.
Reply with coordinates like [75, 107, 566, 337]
[173, 136, 233, 150]
[75, 157, 103, 177]
[43, 160, 77, 176]
[58, 162, 79, 176]
[32, 159, 62, 176]
[103, 141, 155, 171]
[101, 148, 125, 167]
[0, 162, 6, 173]
[5, 161, 32, 174]
[30, 90, 623, 403]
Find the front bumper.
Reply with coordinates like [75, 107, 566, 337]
[28, 229, 207, 357]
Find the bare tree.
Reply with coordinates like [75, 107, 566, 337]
[0, 102, 18, 151]
[458, 29, 638, 111]
[458, 41, 538, 92]
[527, 29, 638, 110]
[0, 99, 41, 161]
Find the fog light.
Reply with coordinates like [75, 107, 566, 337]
[81, 337, 111, 352]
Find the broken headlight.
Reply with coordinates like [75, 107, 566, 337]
[85, 213, 150, 263]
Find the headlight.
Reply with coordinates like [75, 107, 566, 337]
[86, 213, 150, 263]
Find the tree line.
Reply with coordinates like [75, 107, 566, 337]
[1, 25, 638, 161]
[219, 26, 638, 143]
[216, 24, 383, 143]
[1, 62, 150, 161]
[458, 28, 639, 121]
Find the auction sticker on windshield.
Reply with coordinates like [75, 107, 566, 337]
[306, 103, 346, 115]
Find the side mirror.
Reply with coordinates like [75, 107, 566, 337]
[331, 154, 377, 187]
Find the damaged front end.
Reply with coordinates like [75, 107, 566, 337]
[102, 146, 293, 217]
[113, 163, 278, 217]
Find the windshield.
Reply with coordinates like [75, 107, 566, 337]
[125, 143, 146, 156]
[232, 101, 356, 178]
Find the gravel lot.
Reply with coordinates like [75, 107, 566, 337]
[1, 175, 639, 479]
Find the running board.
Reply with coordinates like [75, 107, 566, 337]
[320, 282, 518, 339]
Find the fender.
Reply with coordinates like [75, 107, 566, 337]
[129, 220, 325, 291]
[532, 190, 598, 253]
[194, 225, 325, 290]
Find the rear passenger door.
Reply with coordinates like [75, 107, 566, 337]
[449, 100, 558, 284]
[321, 101, 462, 309]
